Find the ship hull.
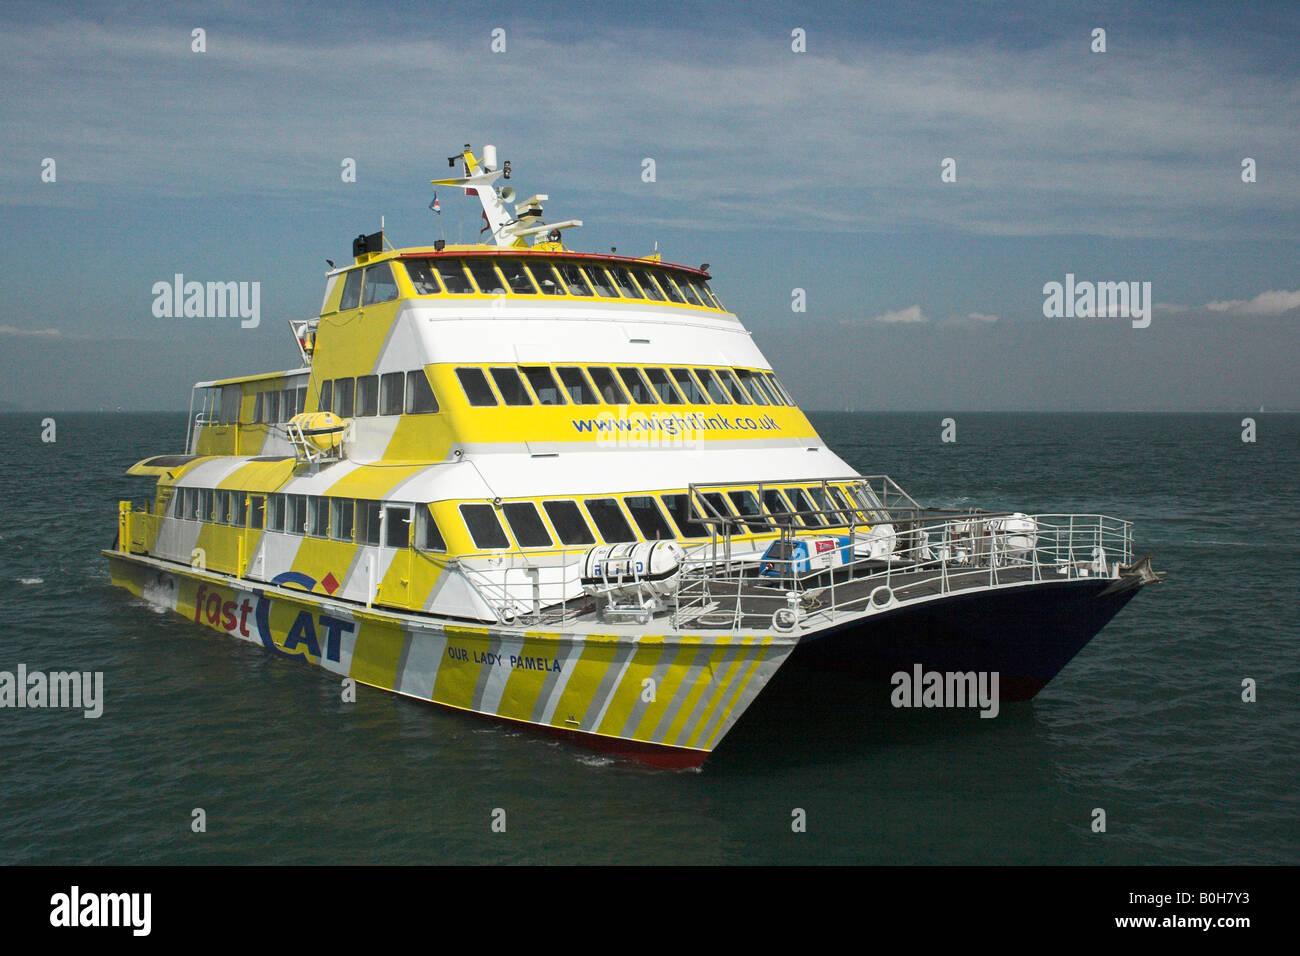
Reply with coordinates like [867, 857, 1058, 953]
[106, 551, 794, 769]
[787, 578, 1141, 700]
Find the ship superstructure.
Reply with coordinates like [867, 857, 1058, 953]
[107, 145, 1159, 767]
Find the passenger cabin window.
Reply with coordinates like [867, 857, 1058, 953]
[435, 260, 474, 294]
[330, 498, 354, 541]
[466, 260, 506, 295]
[406, 370, 439, 413]
[543, 500, 595, 545]
[644, 367, 684, 404]
[671, 368, 710, 404]
[753, 373, 783, 406]
[695, 368, 730, 403]
[699, 492, 733, 528]
[521, 367, 566, 405]
[786, 487, 823, 526]
[735, 369, 770, 405]
[557, 367, 599, 404]
[355, 375, 379, 417]
[380, 372, 404, 415]
[362, 262, 399, 305]
[266, 390, 281, 424]
[490, 367, 532, 406]
[289, 494, 308, 533]
[500, 260, 537, 294]
[333, 378, 355, 417]
[252, 393, 264, 423]
[403, 260, 442, 294]
[588, 367, 628, 404]
[624, 496, 674, 540]
[717, 368, 752, 405]
[309, 497, 330, 538]
[763, 489, 795, 527]
[456, 368, 498, 407]
[339, 270, 363, 310]
[727, 490, 768, 533]
[356, 501, 381, 546]
[417, 507, 447, 551]
[584, 498, 635, 543]
[616, 367, 655, 404]
[460, 504, 509, 549]
[528, 263, 564, 295]
[661, 494, 709, 538]
[502, 502, 552, 548]
[675, 277, 704, 307]
[656, 273, 686, 303]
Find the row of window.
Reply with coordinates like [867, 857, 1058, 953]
[318, 369, 440, 419]
[252, 385, 309, 425]
[453, 364, 795, 409]
[460, 483, 880, 551]
[169, 481, 878, 553]
[170, 488, 447, 550]
[332, 257, 724, 313]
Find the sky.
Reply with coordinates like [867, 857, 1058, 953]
[1, 0, 1297, 411]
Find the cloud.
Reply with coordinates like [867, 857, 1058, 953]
[947, 311, 999, 325]
[0, 324, 63, 337]
[1204, 290, 1300, 316]
[866, 305, 929, 324]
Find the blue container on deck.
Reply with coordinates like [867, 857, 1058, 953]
[760, 535, 852, 576]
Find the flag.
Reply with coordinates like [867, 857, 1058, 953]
[428, 193, 440, 214]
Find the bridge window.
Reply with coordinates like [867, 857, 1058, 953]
[543, 500, 595, 545]
[232, 492, 247, 527]
[434, 260, 474, 295]
[406, 370, 439, 413]
[584, 498, 635, 543]
[717, 368, 751, 405]
[807, 486, 846, 525]
[674, 276, 704, 307]
[456, 368, 498, 407]
[380, 372, 404, 415]
[355, 375, 379, 417]
[556, 366, 598, 404]
[763, 373, 793, 405]
[330, 498, 354, 541]
[500, 260, 537, 294]
[588, 367, 628, 404]
[644, 367, 684, 404]
[556, 263, 592, 296]
[490, 367, 532, 406]
[616, 367, 655, 404]
[785, 487, 823, 526]
[333, 378, 355, 417]
[607, 266, 642, 298]
[253, 393, 264, 424]
[503, 502, 553, 548]
[460, 504, 509, 550]
[265, 390, 281, 423]
[362, 263, 399, 305]
[403, 259, 442, 295]
[282, 387, 298, 418]
[287, 494, 308, 534]
[320, 380, 332, 413]
[339, 269, 363, 310]
[694, 368, 730, 403]
[669, 368, 709, 404]
[753, 373, 783, 406]
[631, 269, 666, 301]
[249, 495, 265, 530]
[829, 486, 859, 522]
[466, 259, 506, 295]
[527, 263, 565, 295]
[418, 507, 447, 551]
[660, 494, 709, 538]
[199, 489, 214, 522]
[521, 366, 566, 405]
[583, 266, 618, 297]
[213, 490, 230, 526]
[699, 492, 734, 528]
[624, 496, 673, 540]
[655, 273, 686, 304]
[762, 489, 796, 527]
[383, 504, 411, 548]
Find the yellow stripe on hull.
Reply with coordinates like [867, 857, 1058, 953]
[106, 552, 795, 767]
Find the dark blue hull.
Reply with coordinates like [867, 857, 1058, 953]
[788, 578, 1141, 700]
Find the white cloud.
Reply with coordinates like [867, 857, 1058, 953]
[1204, 290, 1300, 316]
[866, 305, 929, 324]
[0, 324, 63, 337]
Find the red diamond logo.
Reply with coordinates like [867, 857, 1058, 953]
[321, 572, 339, 595]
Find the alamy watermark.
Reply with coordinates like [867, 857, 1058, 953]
[50, 886, 150, 936]
[151, 274, 261, 328]
[1042, 273, 1151, 328]
[891, 664, 999, 718]
[0, 664, 103, 718]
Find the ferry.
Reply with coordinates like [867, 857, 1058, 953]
[106, 145, 1161, 768]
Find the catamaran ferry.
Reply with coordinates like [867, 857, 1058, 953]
[107, 145, 1161, 768]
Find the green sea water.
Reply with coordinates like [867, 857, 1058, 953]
[0, 412, 1295, 864]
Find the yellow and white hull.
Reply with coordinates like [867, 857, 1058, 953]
[107, 551, 795, 768]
